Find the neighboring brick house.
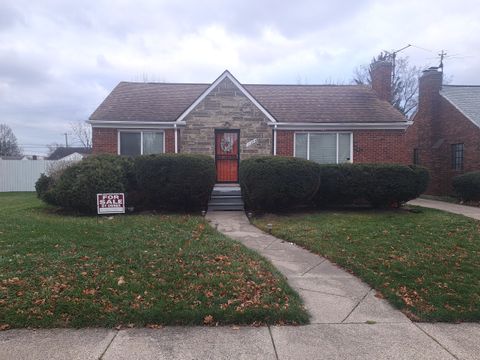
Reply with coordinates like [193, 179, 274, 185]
[406, 67, 480, 195]
[89, 66, 409, 183]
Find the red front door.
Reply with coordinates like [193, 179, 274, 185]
[215, 130, 239, 183]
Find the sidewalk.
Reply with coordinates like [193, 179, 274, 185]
[409, 198, 480, 220]
[1, 210, 479, 359]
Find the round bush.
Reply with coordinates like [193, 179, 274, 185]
[363, 164, 429, 207]
[239, 156, 321, 211]
[453, 171, 480, 201]
[49, 155, 134, 213]
[134, 154, 216, 211]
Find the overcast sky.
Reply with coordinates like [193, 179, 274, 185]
[1, 0, 479, 155]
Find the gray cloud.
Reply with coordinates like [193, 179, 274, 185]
[1, 0, 479, 154]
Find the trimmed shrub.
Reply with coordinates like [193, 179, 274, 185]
[363, 164, 429, 207]
[48, 155, 135, 213]
[314, 164, 368, 205]
[239, 156, 321, 211]
[134, 154, 216, 211]
[35, 173, 55, 204]
[315, 164, 429, 207]
[453, 171, 480, 201]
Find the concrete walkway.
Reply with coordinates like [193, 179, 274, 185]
[1, 210, 479, 359]
[409, 198, 480, 220]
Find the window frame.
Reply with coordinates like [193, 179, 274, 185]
[293, 132, 353, 164]
[117, 130, 165, 156]
[413, 148, 420, 165]
[451, 143, 464, 171]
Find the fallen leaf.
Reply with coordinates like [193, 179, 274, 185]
[82, 288, 96, 296]
[147, 324, 162, 329]
[203, 315, 214, 325]
[0, 324, 10, 331]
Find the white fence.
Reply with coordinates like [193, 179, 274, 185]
[0, 160, 58, 192]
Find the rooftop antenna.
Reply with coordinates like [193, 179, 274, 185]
[384, 44, 412, 85]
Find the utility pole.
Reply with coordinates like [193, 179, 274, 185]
[438, 50, 447, 72]
[63, 132, 69, 147]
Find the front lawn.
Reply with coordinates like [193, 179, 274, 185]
[0, 193, 307, 328]
[254, 208, 480, 322]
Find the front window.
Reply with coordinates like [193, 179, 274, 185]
[119, 131, 164, 156]
[295, 132, 352, 164]
[451, 143, 464, 170]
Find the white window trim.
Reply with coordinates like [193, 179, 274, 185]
[117, 130, 165, 155]
[293, 132, 353, 163]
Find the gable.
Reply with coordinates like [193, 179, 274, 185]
[176, 70, 276, 123]
[440, 86, 480, 129]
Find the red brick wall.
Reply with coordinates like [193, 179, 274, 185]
[92, 128, 117, 154]
[164, 129, 176, 153]
[353, 130, 407, 164]
[276, 129, 407, 164]
[276, 130, 294, 156]
[407, 97, 480, 195]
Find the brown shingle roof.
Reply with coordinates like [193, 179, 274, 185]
[90, 81, 406, 123]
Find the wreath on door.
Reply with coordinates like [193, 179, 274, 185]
[221, 136, 234, 152]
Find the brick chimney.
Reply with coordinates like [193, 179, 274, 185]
[418, 67, 443, 117]
[371, 60, 392, 102]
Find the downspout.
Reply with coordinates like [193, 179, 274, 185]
[273, 124, 277, 156]
[174, 123, 178, 153]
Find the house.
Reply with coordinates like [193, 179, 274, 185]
[47, 147, 92, 162]
[406, 67, 480, 195]
[89, 65, 409, 183]
[0, 155, 29, 160]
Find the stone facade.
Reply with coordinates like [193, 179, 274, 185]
[180, 77, 272, 159]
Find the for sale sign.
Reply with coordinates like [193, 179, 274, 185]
[97, 193, 125, 214]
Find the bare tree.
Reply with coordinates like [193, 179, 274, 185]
[46, 142, 61, 156]
[70, 121, 92, 148]
[0, 124, 22, 156]
[353, 54, 423, 118]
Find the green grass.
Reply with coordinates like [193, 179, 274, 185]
[0, 193, 307, 328]
[254, 208, 480, 322]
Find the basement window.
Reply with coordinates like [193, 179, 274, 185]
[294, 133, 352, 164]
[119, 131, 164, 156]
[451, 143, 464, 171]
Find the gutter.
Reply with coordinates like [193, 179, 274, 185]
[267, 122, 412, 130]
[87, 120, 186, 129]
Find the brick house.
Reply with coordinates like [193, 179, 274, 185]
[406, 67, 480, 195]
[89, 65, 409, 183]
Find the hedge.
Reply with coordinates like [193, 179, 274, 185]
[239, 156, 321, 211]
[314, 164, 429, 207]
[36, 154, 215, 213]
[453, 171, 480, 201]
[134, 154, 215, 211]
[36, 155, 135, 213]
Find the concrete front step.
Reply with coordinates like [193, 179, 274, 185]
[209, 205, 245, 211]
[209, 184, 244, 211]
